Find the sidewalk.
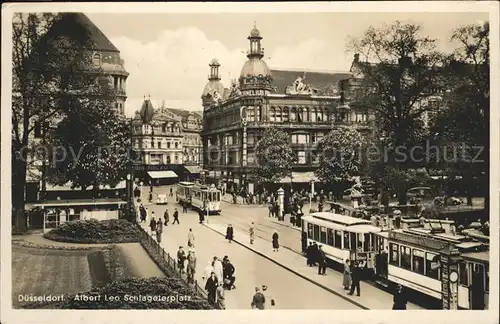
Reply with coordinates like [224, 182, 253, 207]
[204, 222, 423, 310]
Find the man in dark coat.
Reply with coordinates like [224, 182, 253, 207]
[311, 242, 319, 265]
[392, 285, 407, 309]
[348, 261, 361, 296]
[172, 208, 180, 224]
[223, 259, 236, 290]
[251, 287, 266, 310]
[205, 272, 218, 305]
[177, 246, 186, 273]
[139, 205, 147, 223]
[198, 208, 206, 224]
[317, 245, 326, 275]
[226, 224, 234, 243]
[306, 242, 314, 266]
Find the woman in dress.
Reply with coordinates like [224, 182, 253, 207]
[272, 229, 279, 252]
[156, 218, 163, 244]
[205, 272, 218, 306]
[343, 259, 351, 290]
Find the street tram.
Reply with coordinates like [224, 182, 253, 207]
[301, 212, 382, 271]
[176, 181, 195, 205]
[190, 184, 222, 214]
[372, 220, 489, 309]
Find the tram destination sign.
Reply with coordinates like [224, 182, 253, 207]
[388, 231, 449, 251]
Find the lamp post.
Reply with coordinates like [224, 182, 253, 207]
[309, 179, 315, 212]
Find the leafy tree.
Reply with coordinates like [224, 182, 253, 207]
[315, 126, 366, 190]
[432, 22, 489, 206]
[11, 13, 124, 229]
[347, 21, 446, 151]
[253, 128, 296, 186]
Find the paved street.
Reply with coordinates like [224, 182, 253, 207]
[136, 186, 424, 310]
[137, 189, 362, 309]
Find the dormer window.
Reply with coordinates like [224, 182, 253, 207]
[93, 53, 101, 66]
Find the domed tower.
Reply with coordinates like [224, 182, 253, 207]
[201, 58, 225, 110]
[239, 23, 273, 93]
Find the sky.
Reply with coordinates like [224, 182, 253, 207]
[85, 12, 489, 117]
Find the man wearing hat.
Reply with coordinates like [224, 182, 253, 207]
[317, 245, 326, 275]
[177, 246, 186, 273]
[187, 249, 197, 284]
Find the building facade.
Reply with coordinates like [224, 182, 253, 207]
[132, 98, 203, 182]
[201, 25, 373, 193]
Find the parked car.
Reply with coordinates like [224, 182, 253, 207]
[156, 194, 168, 205]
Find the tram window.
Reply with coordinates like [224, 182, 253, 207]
[313, 225, 320, 241]
[412, 249, 425, 275]
[217, 192, 220, 201]
[356, 233, 363, 249]
[320, 227, 327, 244]
[334, 230, 342, 248]
[350, 233, 357, 250]
[363, 233, 370, 251]
[400, 246, 411, 270]
[389, 243, 399, 266]
[307, 223, 313, 239]
[327, 229, 334, 246]
[425, 252, 440, 280]
[343, 232, 350, 250]
[459, 262, 468, 286]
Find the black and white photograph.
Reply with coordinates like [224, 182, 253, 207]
[1, 1, 498, 323]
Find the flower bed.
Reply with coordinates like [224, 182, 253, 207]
[44, 219, 141, 244]
[12, 239, 104, 251]
[23, 277, 213, 309]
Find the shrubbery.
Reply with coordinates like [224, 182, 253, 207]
[24, 278, 213, 309]
[44, 219, 141, 244]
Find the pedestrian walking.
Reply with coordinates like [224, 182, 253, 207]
[187, 249, 197, 284]
[182, 202, 188, 213]
[169, 187, 173, 197]
[149, 216, 157, 236]
[348, 261, 361, 296]
[172, 208, 180, 224]
[205, 272, 218, 306]
[213, 257, 224, 284]
[198, 207, 205, 224]
[272, 229, 279, 252]
[392, 285, 407, 310]
[250, 287, 266, 310]
[249, 222, 255, 245]
[223, 259, 236, 290]
[306, 242, 313, 266]
[317, 245, 326, 275]
[343, 259, 351, 290]
[139, 204, 146, 223]
[312, 242, 319, 265]
[156, 218, 163, 243]
[177, 246, 186, 273]
[145, 207, 149, 223]
[268, 204, 274, 217]
[216, 285, 226, 309]
[164, 208, 169, 226]
[148, 191, 153, 203]
[188, 228, 195, 248]
[203, 260, 214, 285]
[225, 224, 234, 243]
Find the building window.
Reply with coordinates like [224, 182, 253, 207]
[291, 134, 309, 144]
[275, 108, 282, 122]
[310, 108, 317, 122]
[307, 223, 313, 239]
[93, 53, 101, 66]
[343, 232, 350, 250]
[167, 142, 171, 149]
[298, 151, 306, 164]
[157, 141, 161, 148]
[389, 243, 399, 266]
[412, 249, 425, 275]
[247, 133, 254, 145]
[174, 155, 178, 162]
[425, 252, 440, 280]
[151, 141, 155, 148]
[175, 142, 178, 149]
[162, 125, 166, 132]
[297, 108, 303, 122]
[269, 107, 276, 122]
[400, 246, 411, 270]
[290, 108, 297, 122]
[282, 107, 289, 122]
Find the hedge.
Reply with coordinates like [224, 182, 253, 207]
[44, 219, 141, 244]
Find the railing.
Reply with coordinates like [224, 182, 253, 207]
[135, 225, 220, 309]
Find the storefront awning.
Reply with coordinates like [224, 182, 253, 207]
[184, 165, 202, 174]
[279, 172, 319, 183]
[147, 171, 178, 179]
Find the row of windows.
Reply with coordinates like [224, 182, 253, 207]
[307, 224, 374, 252]
[389, 243, 440, 280]
[269, 107, 329, 123]
[139, 124, 182, 134]
[135, 140, 181, 149]
[459, 262, 489, 291]
[148, 154, 181, 164]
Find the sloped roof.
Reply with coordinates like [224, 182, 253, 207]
[270, 69, 352, 95]
[164, 108, 203, 120]
[44, 13, 119, 52]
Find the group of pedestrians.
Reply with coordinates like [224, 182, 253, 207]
[203, 255, 237, 309]
[176, 245, 197, 284]
[305, 242, 326, 273]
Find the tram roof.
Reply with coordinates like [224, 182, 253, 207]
[309, 212, 372, 226]
[178, 181, 195, 186]
[461, 251, 489, 263]
[303, 215, 381, 233]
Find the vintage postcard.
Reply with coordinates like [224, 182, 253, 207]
[1, 1, 498, 324]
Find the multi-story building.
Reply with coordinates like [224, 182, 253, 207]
[201, 25, 373, 194]
[131, 98, 203, 183]
[25, 13, 129, 200]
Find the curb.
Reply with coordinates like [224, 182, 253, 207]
[202, 224, 369, 310]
